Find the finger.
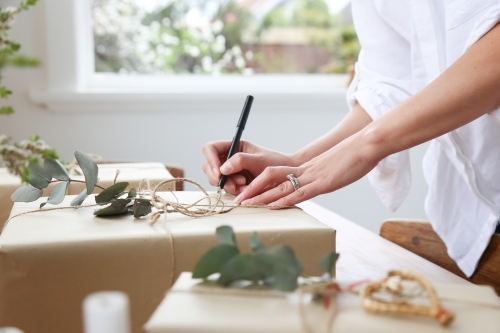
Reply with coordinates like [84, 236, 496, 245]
[202, 141, 232, 173]
[223, 178, 238, 195]
[220, 153, 266, 175]
[268, 183, 317, 208]
[241, 179, 295, 205]
[232, 174, 247, 186]
[202, 162, 219, 186]
[235, 166, 300, 204]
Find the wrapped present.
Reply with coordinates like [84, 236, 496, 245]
[0, 191, 335, 333]
[145, 272, 500, 333]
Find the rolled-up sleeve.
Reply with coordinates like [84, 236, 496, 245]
[347, 0, 415, 211]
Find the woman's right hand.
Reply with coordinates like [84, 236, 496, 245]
[202, 140, 296, 195]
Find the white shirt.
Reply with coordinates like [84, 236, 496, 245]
[346, 0, 500, 277]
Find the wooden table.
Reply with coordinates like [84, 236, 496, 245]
[299, 201, 469, 285]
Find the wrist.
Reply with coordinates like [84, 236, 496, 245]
[357, 120, 395, 163]
[288, 150, 309, 166]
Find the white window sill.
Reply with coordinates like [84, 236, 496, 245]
[30, 74, 349, 113]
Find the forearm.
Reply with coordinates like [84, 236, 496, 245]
[361, 23, 500, 161]
[292, 102, 372, 164]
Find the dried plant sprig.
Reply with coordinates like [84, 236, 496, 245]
[0, 0, 40, 115]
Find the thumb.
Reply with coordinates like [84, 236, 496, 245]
[220, 153, 257, 176]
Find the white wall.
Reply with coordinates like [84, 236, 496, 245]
[0, 2, 429, 233]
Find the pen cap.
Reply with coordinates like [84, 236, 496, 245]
[237, 95, 254, 129]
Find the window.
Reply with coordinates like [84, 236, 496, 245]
[92, 0, 358, 75]
[32, 0, 356, 113]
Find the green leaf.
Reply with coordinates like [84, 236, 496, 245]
[95, 182, 129, 204]
[320, 252, 339, 278]
[74, 151, 98, 195]
[47, 181, 69, 205]
[0, 106, 13, 115]
[217, 254, 265, 286]
[216, 225, 237, 246]
[11, 184, 43, 202]
[250, 232, 266, 252]
[27, 163, 51, 189]
[254, 245, 303, 291]
[127, 188, 137, 198]
[39, 202, 47, 209]
[42, 149, 59, 161]
[71, 188, 89, 206]
[44, 159, 69, 181]
[94, 199, 131, 217]
[0, 86, 12, 98]
[192, 244, 240, 279]
[132, 198, 152, 218]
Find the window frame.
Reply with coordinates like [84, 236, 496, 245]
[30, 0, 350, 113]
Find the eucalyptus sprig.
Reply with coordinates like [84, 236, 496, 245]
[192, 226, 339, 291]
[10, 150, 152, 218]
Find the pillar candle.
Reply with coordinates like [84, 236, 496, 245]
[83, 291, 131, 333]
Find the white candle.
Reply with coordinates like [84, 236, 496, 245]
[83, 291, 131, 333]
[0, 328, 24, 333]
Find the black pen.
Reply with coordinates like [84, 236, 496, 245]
[218, 95, 254, 190]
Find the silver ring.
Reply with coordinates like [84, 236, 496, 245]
[286, 174, 300, 191]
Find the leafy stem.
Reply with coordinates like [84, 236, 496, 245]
[49, 179, 106, 190]
[10, 150, 152, 218]
[192, 226, 339, 292]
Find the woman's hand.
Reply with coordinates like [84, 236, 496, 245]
[202, 140, 297, 195]
[233, 132, 381, 207]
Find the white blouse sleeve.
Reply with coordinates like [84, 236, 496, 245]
[346, 0, 414, 211]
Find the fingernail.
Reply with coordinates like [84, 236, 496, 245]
[213, 167, 219, 177]
[234, 193, 243, 203]
[220, 161, 233, 174]
[241, 198, 254, 205]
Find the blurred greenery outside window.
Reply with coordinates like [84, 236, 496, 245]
[92, 0, 360, 75]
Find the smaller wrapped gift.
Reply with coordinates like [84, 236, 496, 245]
[145, 272, 500, 333]
[67, 162, 173, 194]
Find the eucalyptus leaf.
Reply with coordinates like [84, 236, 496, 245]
[192, 244, 240, 279]
[133, 198, 152, 218]
[27, 163, 51, 189]
[44, 159, 69, 181]
[71, 188, 89, 206]
[250, 232, 266, 252]
[95, 182, 129, 204]
[74, 151, 98, 195]
[39, 202, 47, 209]
[254, 245, 303, 291]
[320, 252, 339, 278]
[94, 199, 131, 217]
[47, 181, 69, 205]
[11, 184, 43, 202]
[127, 188, 137, 198]
[216, 225, 237, 246]
[217, 254, 265, 286]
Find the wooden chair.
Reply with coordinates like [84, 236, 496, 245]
[164, 164, 184, 191]
[380, 219, 500, 295]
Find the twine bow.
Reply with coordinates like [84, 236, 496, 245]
[361, 270, 454, 326]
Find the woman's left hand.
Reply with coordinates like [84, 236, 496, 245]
[234, 132, 381, 207]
